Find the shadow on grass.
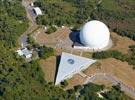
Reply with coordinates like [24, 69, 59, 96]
[54, 55, 61, 84]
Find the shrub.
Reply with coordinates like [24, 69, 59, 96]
[60, 80, 68, 88]
[38, 45, 55, 59]
[92, 50, 127, 61]
[46, 26, 57, 34]
[27, 36, 35, 44]
[74, 85, 82, 92]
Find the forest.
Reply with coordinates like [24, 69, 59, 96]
[0, 1, 75, 99]
[34, 0, 135, 40]
[34, 0, 97, 28]
[79, 83, 132, 100]
[0, 0, 28, 47]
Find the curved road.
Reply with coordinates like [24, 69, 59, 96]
[83, 73, 135, 98]
[19, 0, 38, 47]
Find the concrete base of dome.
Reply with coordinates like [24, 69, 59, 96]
[73, 39, 113, 52]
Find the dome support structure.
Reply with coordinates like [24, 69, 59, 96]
[73, 20, 112, 51]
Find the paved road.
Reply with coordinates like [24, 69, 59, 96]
[19, 0, 38, 47]
[84, 73, 135, 98]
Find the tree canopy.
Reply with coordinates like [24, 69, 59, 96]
[0, 0, 28, 47]
[34, 0, 135, 39]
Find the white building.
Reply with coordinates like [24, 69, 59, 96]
[30, 2, 34, 7]
[79, 20, 110, 50]
[33, 7, 42, 16]
[17, 48, 32, 59]
[55, 52, 96, 85]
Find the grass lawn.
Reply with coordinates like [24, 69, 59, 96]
[39, 56, 56, 82]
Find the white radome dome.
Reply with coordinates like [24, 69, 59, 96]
[80, 20, 110, 49]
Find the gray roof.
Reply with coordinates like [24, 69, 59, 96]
[21, 48, 31, 56]
[55, 52, 96, 85]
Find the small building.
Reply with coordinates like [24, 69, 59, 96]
[17, 49, 24, 56]
[33, 7, 42, 16]
[17, 48, 32, 59]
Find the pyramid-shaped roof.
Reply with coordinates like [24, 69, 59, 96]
[55, 52, 96, 85]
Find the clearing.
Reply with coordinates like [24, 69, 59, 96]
[39, 56, 56, 82]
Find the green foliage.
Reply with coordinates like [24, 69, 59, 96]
[105, 85, 132, 100]
[60, 80, 68, 88]
[34, 0, 135, 42]
[38, 45, 55, 59]
[92, 48, 135, 68]
[21, 60, 44, 81]
[67, 88, 76, 98]
[27, 35, 35, 44]
[113, 28, 135, 41]
[0, 0, 135, 99]
[127, 45, 135, 67]
[79, 83, 132, 100]
[74, 85, 82, 92]
[92, 50, 127, 61]
[0, 0, 28, 47]
[46, 26, 57, 34]
[34, 0, 97, 27]
[0, 50, 76, 100]
[91, 0, 135, 40]
[80, 83, 104, 100]
[0, 1, 75, 100]
[0, 1, 30, 98]
[36, 15, 48, 25]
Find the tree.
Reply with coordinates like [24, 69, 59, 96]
[60, 80, 68, 88]
[79, 83, 104, 100]
[46, 26, 57, 34]
[27, 35, 35, 44]
[38, 45, 55, 59]
[74, 85, 82, 92]
[105, 84, 131, 100]
[34, 0, 97, 27]
[92, 50, 128, 62]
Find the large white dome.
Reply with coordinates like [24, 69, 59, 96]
[80, 20, 110, 49]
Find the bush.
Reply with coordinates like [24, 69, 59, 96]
[27, 36, 35, 44]
[92, 50, 127, 62]
[113, 28, 135, 41]
[79, 83, 104, 99]
[127, 45, 135, 67]
[93, 47, 135, 68]
[46, 26, 57, 34]
[34, 0, 96, 27]
[38, 45, 55, 59]
[36, 15, 48, 25]
[60, 80, 68, 88]
[74, 85, 82, 92]
[105, 84, 131, 100]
